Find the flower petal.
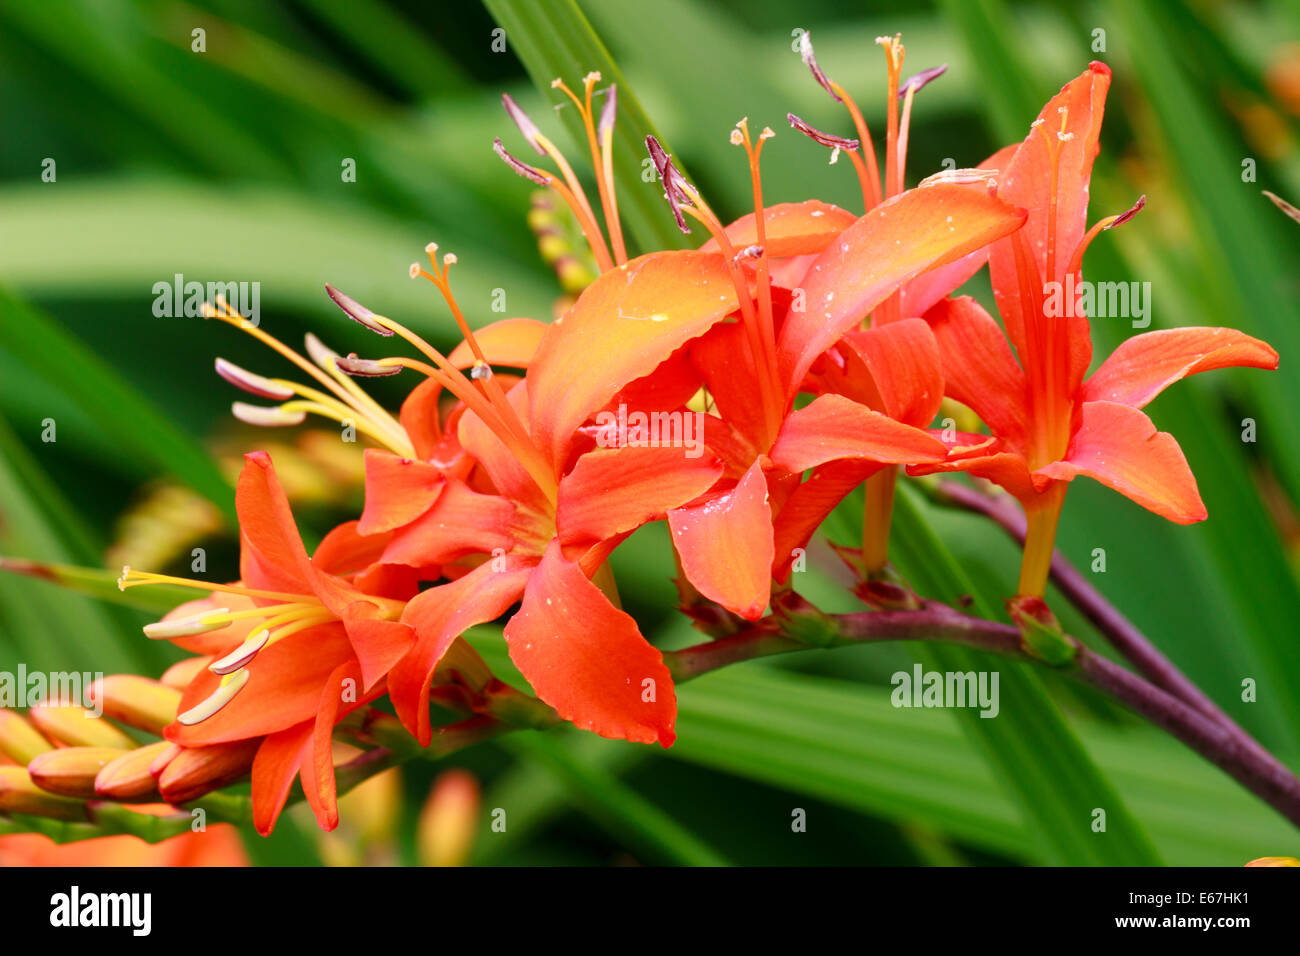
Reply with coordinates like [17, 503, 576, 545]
[699, 200, 858, 257]
[769, 394, 947, 473]
[1082, 327, 1279, 409]
[357, 449, 445, 535]
[557, 445, 722, 544]
[399, 378, 443, 461]
[1036, 401, 1206, 523]
[923, 295, 1030, 444]
[528, 250, 743, 467]
[447, 317, 548, 369]
[503, 540, 676, 745]
[840, 318, 945, 428]
[772, 460, 878, 581]
[299, 662, 355, 832]
[377, 480, 515, 569]
[777, 184, 1027, 397]
[390, 560, 532, 745]
[166, 622, 355, 746]
[234, 452, 313, 595]
[251, 724, 311, 837]
[667, 458, 774, 620]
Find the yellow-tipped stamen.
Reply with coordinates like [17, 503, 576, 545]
[177, 669, 250, 726]
[209, 630, 270, 675]
[204, 298, 414, 457]
[142, 608, 232, 639]
[119, 567, 310, 604]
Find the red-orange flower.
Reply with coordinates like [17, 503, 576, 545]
[909, 63, 1279, 595]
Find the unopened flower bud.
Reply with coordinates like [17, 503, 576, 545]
[157, 739, 259, 804]
[0, 710, 53, 764]
[28, 746, 130, 799]
[91, 675, 182, 735]
[417, 769, 481, 867]
[0, 766, 89, 821]
[28, 705, 135, 750]
[94, 741, 173, 801]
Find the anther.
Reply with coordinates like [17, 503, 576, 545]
[501, 93, 546, 155]
[143, 609, 232, 639]
[209, 631, 269, 676]
[336, 353, 403, 377]
[231, 402, 307, 427]
[324, 284, 394, 336]
[214, 358, 294, 401]
[176, 669, 250, 726]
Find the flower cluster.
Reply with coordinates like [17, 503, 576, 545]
[1, 37, 1278, 838]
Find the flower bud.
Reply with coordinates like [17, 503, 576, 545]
[91, 675, 182, 735]
[94, 741, 173, 801]
[28, 746, 130, 798]
[0, 710, 53, 765]
[1007, 595, 1077, 666]
[157, 740, 259, 804]
[0, 766, 89, 821]
[417, 769, 481, 867]
[27, 705, 135, 749]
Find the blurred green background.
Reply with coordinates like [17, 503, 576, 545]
[1, 0, 1298, 865]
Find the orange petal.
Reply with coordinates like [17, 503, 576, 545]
[447, 317, 548, 369]
[528, 250, 743, 467]
[166, 622, 355, 746]
[1083, 327, 1279, 409]
[299, 662, 354, 832]
[557, 445, 723, 544]
[399, 377, 443, 461]
[357, 449, 445, 535]
[503, 540, 676, 745]
[923, 295, 1030, 444]
[992, 63, 1111, 287]
[251, 724, 311, 837]
[840, 318, 945, 428]
[778, 184, 1027, 396]
[378, 479, 515, 569]
[235, 452, 313, 595]
[667, 458, 774, 621]
[699, 200, 857, 257]
[769, 394, 947, 473]
[1036, 401, 1207, 523]
[390, 560, 532, 745]
[772, 460, 878, 582]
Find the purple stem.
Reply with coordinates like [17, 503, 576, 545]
[932, 481, 1269, 757]
[664, 601, 1300, 829]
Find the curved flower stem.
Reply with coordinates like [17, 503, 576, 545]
[661, 600, 1300, 830]
[927, 480, 1266, 753]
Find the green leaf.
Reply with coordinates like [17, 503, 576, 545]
[0, 286, 235, 523]
[504, 733, 729, 866]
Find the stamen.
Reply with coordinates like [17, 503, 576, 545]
[119, 568, 311, 604]
[501, 93, 546, 155]
[646, 136, 693, 233]
[177, 669, 250, 726]
[143, 609, 232, 639]
[214, 358, 294, 401]
[898, 64, 947, 99]
[231, 402, 307, 427]
[494, 138, 550, 186]
[798, 30, 841, 102]
[787, 113, 860, 151]
[209, 630, 269, 675]
[1067, 195, 1146, 276]
[335, 353, 404, 377]
[325, 284, 394, 337]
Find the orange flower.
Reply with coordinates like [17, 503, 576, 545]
[909, 63, 1278, 595]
